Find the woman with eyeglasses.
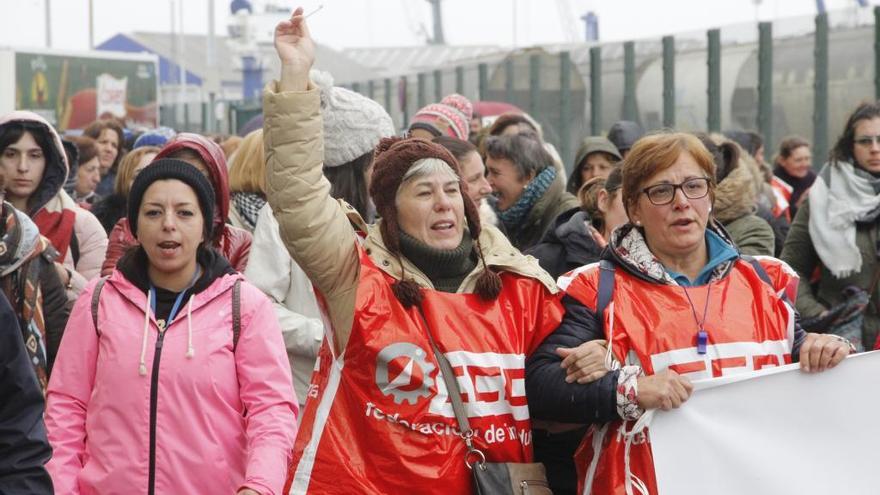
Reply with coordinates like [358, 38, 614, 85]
[782, 102, 880, 352]
[525, 132, 853, 495]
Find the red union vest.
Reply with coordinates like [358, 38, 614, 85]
[559, 256, 799, 495]
[770, 176, 793, 221]
[284, 247, 564, 494]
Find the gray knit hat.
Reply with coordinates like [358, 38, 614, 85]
[311, 69, 396, 167]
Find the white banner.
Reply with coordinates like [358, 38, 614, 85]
[649, 351, 880, 495]
[96, 73, 127, 119]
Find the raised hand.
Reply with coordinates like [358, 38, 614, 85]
[274, 6, 315, 92]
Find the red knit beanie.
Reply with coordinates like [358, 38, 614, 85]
[369, 136, 501, 306]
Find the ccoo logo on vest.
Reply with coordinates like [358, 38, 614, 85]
[374, 342, 530, 421]
[375, 342, 436, 405]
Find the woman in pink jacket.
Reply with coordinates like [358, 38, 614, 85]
[45, 159, 298, 495]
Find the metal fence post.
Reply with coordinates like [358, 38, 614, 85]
[478, 63, 488, 101]
[590, 46, 602, 135]
[758, 22, 773, 163]
[662, 35, 675, 128]
[814, 13, 829, 168]
[560, 51, 572, 167]
[529, 54, 540, 118]
[505, 58, 514, 102]
[384, 78, 392, 116]
[875, 7, 880, 99]
[455, 66, 464, 95]
[707, 29, 722, 133]
[368, 80, 375, 100]
[352, 82, 361, 94]
[417, 72, 427, 109]
[400, 76, 409, 129]
[433, 69, 443, 101]
[623, 41, 637, 122]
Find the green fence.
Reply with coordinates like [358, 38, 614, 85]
[167, 6, 880, 173]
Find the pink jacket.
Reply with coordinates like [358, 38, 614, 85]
[45, 270, 298, 494]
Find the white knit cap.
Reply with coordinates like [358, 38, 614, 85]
[311, 69, 396, 168]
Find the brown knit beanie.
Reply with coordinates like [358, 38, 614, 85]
[370, 136, 501, 306]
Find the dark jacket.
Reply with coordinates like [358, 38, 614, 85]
[781, 199, 880, 348]
[526, 207, 605, 280]
[0, 292, 54, 494]
[90, 192, 127, 234]
[506, 172, 579, 252]
[773, 166, 816, 219]
[525, 223, 807, 425]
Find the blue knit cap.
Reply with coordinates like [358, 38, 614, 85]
[133, 127, 177, 149]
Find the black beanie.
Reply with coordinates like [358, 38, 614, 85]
[127, 159, 216, 240]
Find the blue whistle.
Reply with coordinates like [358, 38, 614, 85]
[696, 329, 708, 355]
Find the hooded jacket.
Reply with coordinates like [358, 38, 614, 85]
[566, 137, 622, 195]
[526, 222, 806, 495]
[264, 81, 565, 494]
[712, 154, 775, 257]
[45, 248, 298, 495]
[0, 201, 69, 391]
[0, 292, 54, 494]
[100, 133, 252, 275]
[0, 112, 108, 301]
[526, 207, 606, 280]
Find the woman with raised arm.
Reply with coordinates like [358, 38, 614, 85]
[264, 8, 564, 494]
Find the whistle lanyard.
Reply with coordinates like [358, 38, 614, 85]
[681, 284, 711, 355]
[150, 266, 202, 330]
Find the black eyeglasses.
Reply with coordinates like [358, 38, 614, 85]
[854, 135, 880, 147]
[641, 177, 711, 205]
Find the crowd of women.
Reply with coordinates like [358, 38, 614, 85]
[0, 6, 875, 495]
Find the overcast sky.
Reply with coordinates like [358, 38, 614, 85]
[0, 0, 874, 52]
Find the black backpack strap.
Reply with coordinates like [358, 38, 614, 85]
[743, 255, 793, 305]
[69, 231, 80, 266]
[232, 279, 241, 351]
[596, 260, 616, 334]
[743, 256, 772, 286]
[91, 276, 108, 336]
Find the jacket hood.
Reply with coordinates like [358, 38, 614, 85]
[116, 245, 235, 295]
[155, 133, 230, 238]
[605, 220, 737, 285]
[0, 111, 69, 214]
[713, 155, 758, 223]
[535, 207, 605, 268]
[568, 136, 622, 193]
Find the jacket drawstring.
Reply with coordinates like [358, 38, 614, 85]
[139, 291, 197, 376]
[185, 295, 195, 358]
[139, 290, 152, 376]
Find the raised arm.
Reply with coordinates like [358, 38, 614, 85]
[264, 7, 361, 353]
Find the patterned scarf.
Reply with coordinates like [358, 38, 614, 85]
[497, 166, 557, 231]
[611, 222, 735, 286]
[0, 202, 54, 394]
[231, 192, 266, 232]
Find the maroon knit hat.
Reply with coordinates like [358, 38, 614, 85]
[370, 136, 501, 305]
